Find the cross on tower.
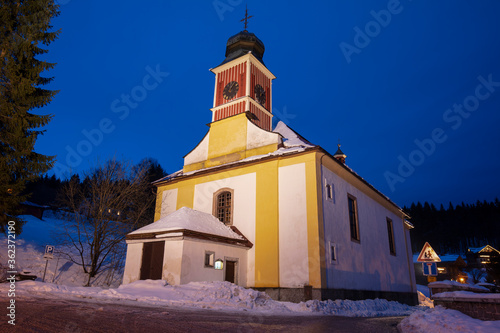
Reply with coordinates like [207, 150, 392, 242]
[240, 6, 253, 31]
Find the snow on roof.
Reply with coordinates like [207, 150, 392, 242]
[153, 122, 405, 215]
[129, 207, 243, 240]
[468, 245, 500, 254]
[273, 121, 315, 148]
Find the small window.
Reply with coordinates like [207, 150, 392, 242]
[387, 218, 396, 255]
[204, 251, 215, 268]
[326, 184, 333, 200]
[213, 188, 234, 225]
[348, 195, 360, 241]
[330, 243, 337, 263]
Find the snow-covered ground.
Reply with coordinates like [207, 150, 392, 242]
[2, 213, 500, 332]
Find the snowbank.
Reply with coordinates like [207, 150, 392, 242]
[3, 280, 421, 317]
[398, 306, 500, 333]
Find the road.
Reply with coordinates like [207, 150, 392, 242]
[0, 296, 405, 332]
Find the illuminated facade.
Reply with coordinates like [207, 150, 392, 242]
[123, 30, 417, 304]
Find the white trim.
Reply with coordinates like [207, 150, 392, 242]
[210, 97, 273, 119]
[210, 54, 276, 80]
[246, 60, 251, 97]
[213, 72, 218, 109]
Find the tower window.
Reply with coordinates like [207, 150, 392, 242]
[213, 188, 234, 225]
[348, 194, 360, 242]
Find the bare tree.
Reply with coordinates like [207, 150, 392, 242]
[57, 159, 155, 286]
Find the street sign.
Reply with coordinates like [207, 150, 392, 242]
[417, 242, 441, 262]
[422, 262, 438, 276]
[427, 276, 437, 282]
[43, 245, 55, 260]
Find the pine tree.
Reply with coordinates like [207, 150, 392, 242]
[0, 0, 59, 230]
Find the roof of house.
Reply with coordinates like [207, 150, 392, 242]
[468, 245, 500, 254]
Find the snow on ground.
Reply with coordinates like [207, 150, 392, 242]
[1, 279, 419, 317]
[416, 284, 434, 308]
[398, 306, 500, 333]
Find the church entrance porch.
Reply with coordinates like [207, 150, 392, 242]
[140, 241, 165, 280]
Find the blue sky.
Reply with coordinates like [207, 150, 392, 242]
[36, 0, 500, 208]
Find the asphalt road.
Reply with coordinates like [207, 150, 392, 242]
[0, 296, 405, 332]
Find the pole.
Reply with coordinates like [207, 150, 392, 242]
[42, 260, 49, 282]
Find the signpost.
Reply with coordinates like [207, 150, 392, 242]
[417, 242, 441, 283]
[42, 245, 55, 282]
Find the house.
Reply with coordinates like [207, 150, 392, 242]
[466, 245, 500, 267]
[413, 253, 467, 285]
[123, 28, 417, 305]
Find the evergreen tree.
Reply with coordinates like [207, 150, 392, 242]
[0, 0, 60, 230]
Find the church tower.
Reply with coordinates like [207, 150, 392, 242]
[210, 29, 275, 130]
[183, 25, 281, 173]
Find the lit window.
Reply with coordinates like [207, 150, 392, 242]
[213, 189, 234, 225]
[348, 195, 360, 241]
[204, 251, 215, 268]
[387, 218, 396, 255]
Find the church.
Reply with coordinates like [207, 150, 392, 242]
[122, 24, 418, 305]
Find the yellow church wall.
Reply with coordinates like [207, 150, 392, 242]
[207, 114, 248, 162]
[154, 150, 325, 288]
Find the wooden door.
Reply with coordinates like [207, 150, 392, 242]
[140, 241, 165, 280]
[224, 260, 236, 284]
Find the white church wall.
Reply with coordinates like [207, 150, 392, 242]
[122, 242, 143, 284]
[192, 172, 257, 286]
[278, 163, 309, 287]
[163, 240, 184, 285]
[321, 165, 414, 293]
[246, 119, 281, 150]
[184, 132, 210, 165]
[180, 239, 248, 286]
[160, 188, 178, 218]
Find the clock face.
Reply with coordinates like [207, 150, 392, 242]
[223, 81, 239, 100]
[254, 84, 266, 106]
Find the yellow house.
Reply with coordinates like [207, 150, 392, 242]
[123, 29, 417, 304]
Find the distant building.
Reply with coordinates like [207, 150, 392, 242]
[123, 28, 417, 304]
[466, 245, 500, 267]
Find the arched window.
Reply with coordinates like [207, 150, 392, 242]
[213, 188, 234, 225]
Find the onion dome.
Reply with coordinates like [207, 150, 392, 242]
[219, 31, 265, 66]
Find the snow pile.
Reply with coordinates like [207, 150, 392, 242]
[129, 207, 243, 240]
[4, 279, 422, 316]
[417, 284, 434, 308]
[398, 306, 500, 333]
[433, 290, 500, 300]
[429, 280, 489, 292]
[286, 298, 417, 317]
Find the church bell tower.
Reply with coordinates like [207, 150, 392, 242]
[210, 14, 276, 131]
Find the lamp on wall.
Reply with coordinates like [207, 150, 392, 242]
[214, 259, 224, 270]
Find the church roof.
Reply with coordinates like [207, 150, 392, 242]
[129, 207, 243, 240]
[153, 122, 407, 219]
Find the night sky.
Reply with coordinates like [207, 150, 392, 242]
[36, 0, 500, 208]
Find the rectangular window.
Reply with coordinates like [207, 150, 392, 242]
[330, 243, 337, 263]
[387, 218, 396, 255]
[204, 251, 215, 267]
[326, 184, 333, 200]
[348, 195, 360, 241]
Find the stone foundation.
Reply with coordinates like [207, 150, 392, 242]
[433, 295, 500, 320]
